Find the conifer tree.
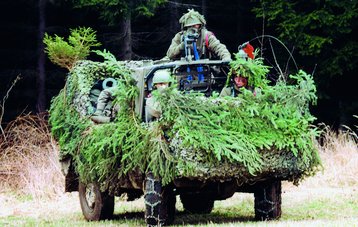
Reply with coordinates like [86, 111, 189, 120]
[72, 0, 167, 60]
[253, 0, 358, 127]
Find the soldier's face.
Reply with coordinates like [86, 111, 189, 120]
[155, 83, 169, 90]
[186, 24, 201, 32]
[234, 76, 247, 88]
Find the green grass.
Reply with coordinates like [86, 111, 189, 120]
[1, 188, 357, 227]
[282, 191, 358, 221]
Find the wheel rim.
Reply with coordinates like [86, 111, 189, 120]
[85, 183, 96, 209]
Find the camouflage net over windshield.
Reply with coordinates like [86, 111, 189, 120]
[49, 51, 321, 189]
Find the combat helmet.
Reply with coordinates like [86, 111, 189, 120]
[179, 9, 206, 29]
[152, 69, 171, 84]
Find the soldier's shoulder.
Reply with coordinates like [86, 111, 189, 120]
[202, 28, 213, 35]
[220, 86, 232, 97]
[170, 32, 183, 42]
[175, 31, 184, 37]
[202, 29, 217, 42]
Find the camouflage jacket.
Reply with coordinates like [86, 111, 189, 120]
[166, 28, 231, 61]
[220, 85, 256, 97]
[219, 86, 236, 97]
[145, 95, 161, 119]
[94, 87, 118, 116]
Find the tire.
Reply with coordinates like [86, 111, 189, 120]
[180, 193, 214, 214]
[254, 180, 282, 221]
[78, 181, 115, 221]
[144, 172, 176, 226]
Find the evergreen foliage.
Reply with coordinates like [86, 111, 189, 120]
[49, 51, 321, 188]
[72, 0, 167, 24]
[228, 51, 270, 88]
[253, 0, 357, 78]
[155, 69, 320, 182]
[252, 0, 357, 136]
[43, 27, 101, 71]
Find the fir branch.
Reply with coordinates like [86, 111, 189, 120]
[49, 51, 321, 187]
[43, 27, 101, 71]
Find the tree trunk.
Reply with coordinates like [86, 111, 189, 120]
[201, 0, 208, 18]
[37, 0, 46, 112]
[338, 100, 348, 130]
[169, 0, 180, 35]
[118, 15, 132, 60]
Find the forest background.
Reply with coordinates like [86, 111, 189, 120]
[0, 0, 357, 131]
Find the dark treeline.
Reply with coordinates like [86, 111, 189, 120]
[0, 0, 357, 131]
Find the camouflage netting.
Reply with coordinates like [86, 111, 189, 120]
[49, 51, 321, 188]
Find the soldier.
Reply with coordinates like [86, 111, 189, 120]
[146, 69, 171, 120]
[91, 86, 118, 123]
[220, 74, 252, 97]
[221, 42, 257, 97]
[166, 9, 231, 61]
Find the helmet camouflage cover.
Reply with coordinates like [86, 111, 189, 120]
[179, 9, 206, 29]
[152, 69, 171, 84]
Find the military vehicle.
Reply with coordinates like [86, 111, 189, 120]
[51, 52, 319, 226]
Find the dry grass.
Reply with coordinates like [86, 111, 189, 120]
[0, 114, 64, 199]
[293, 126, 358, 189]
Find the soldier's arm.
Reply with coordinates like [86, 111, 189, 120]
[146, 97, 162, 118]
[207, 34, 231, 61]
[94, 87, 116, 115]
[166, 32, 184, 60]
[97, 87, 115, 103]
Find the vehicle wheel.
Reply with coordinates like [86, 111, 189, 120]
[254, 180, 282, 221]
[180, 193, 214, 214]
[78, 181, 114, 221]
[144, 172, 175, 226]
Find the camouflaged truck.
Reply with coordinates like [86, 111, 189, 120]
[58, 57, 311, 226]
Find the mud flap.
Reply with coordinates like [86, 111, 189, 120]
[60, 157, 79, 192]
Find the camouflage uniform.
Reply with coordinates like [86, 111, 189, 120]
[146, 95, 162, 119]
[167, 28, 231, 61]
[91, 87, 119, 123]
[94, 87, 116, 115]
[166, 9, 231, 61]
[220, 86, 237, 97]
[145, 70, 171, 121]
[220, 83, 255, 97]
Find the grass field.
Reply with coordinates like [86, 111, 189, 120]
[0, 116, 357, 226]
[1, 185, 357, 226]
